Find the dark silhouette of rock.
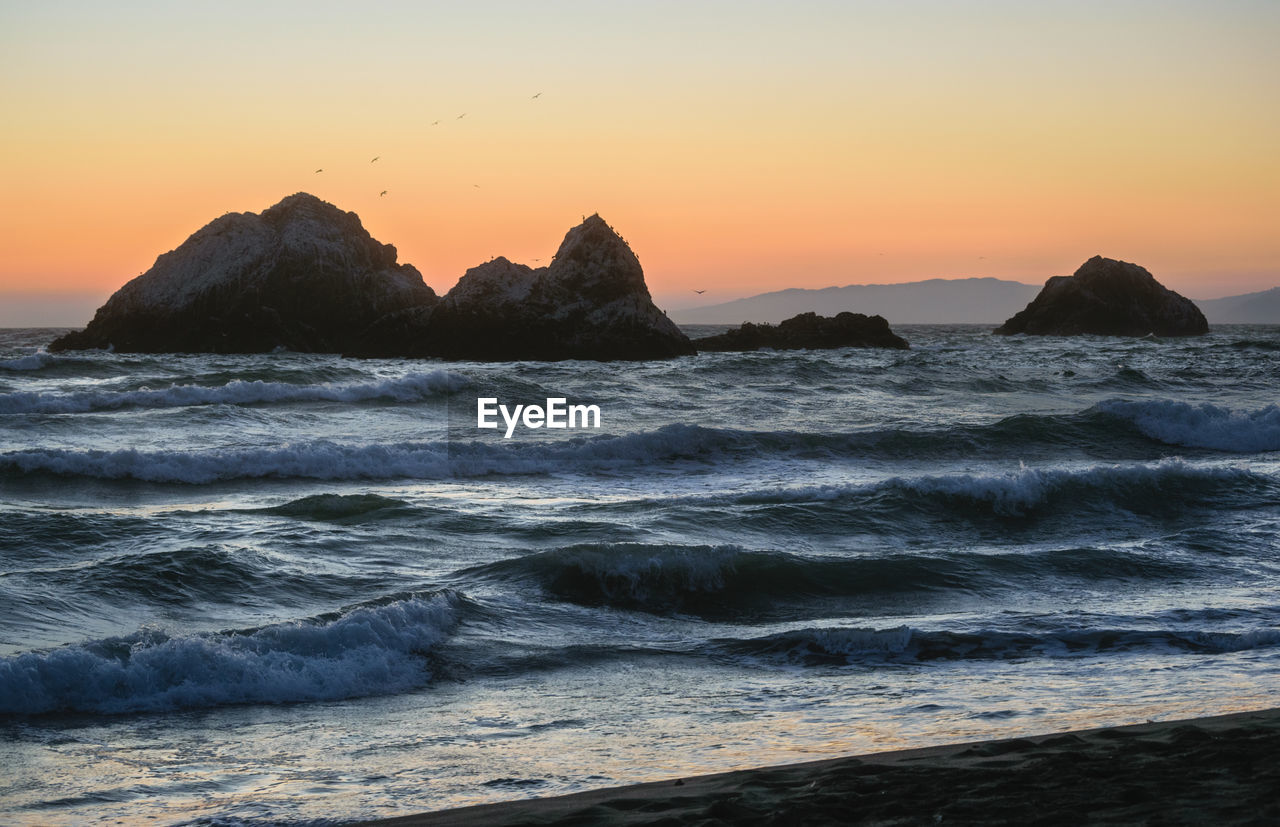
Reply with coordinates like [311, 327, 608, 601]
[49, 193, 437, 354]
[421, 215, 695, 361]
[694, 312, 909, 351]
[51, 202, 692, 362]
[994, 256, 1208, 337]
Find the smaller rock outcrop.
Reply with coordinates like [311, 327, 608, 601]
[994, 256, 1208, 337]
[694, 312, 909, 351]
[50, 193, 437, 354]
[422, 215, 695, 361]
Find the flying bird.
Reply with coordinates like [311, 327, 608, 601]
[693, 290, 706, 294]
[531, 92, 542, 99]
[315, 169, 323, 173]
[371, 156, 379, 163]
[380, 191, 387, 197]
[432, 120, 440, 126]
[458, 113, 466, 119]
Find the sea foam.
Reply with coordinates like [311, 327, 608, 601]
[0, 351, 55, 371]
[0, 592, 460, 715]
[1098, 399, 1280, 452]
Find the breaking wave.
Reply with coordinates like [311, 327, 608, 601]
[0, 351, 55, 371]
[0, 592, 462, 715]
[1097, 399, 1280, 452]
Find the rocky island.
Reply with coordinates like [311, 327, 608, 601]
[49, 194, 437, 354]
[994, 256, 1208, 337]
[49, 195, 694, 361]
[419, 214, 694, 361]
[694, 311, 909, 351]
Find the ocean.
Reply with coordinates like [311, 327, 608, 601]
[1, 324, 1278, 825]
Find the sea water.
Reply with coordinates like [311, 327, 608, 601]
[1, 324, 1278, 824]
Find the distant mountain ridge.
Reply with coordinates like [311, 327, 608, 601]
[670, 278, 1042, 325]
[1194, 287, 1280, 324]
[671, 278, 1278, 325]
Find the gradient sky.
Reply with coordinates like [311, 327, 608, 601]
[2, 0, 1278, 317]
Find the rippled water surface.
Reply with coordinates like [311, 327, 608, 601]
[2, 325, 1278, 825]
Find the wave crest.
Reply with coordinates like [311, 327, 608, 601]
[0, 592, 462, 715]
[0, 351, 55, 371]
[1098, 399, 1280, 452]
[724, 624, 1280, 665]
[0, 370, 468, 414]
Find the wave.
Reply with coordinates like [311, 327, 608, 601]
[0, 592, 462, 715]
[1228, 339, 1280, 352]
[749, 459, 1267, 515]
[877, 458, 1265, 517]
[0, 370, 468, 414]
[0, 351, 55, 371]
[2, 419, 1271, 495]
[720, 624, 1280, 665]
[0, 425, 757, 483]
[463, 543, 1195, 617]
[253, 493, 414, 521]
[1097, 399, 1280, 452]
[23, 544, 392, 607]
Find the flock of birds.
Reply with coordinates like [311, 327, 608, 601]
[310, 92, 545, 197]
[308, 91, 708, 296]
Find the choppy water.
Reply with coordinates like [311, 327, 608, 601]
[1, 324, 1278, 825]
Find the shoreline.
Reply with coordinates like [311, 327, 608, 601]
[355, 707, 1280, 826]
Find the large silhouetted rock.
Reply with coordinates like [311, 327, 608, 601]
[994, 256, 1208, 337]
[50, 201, 694, 361]
[421, 215, 695, 361]
[694, 312, 909, 351]
[49, 193, 437, 354]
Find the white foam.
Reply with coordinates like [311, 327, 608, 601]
[0, 593, 459, 715]
[0, 370, 468, 414]
[1099, 399, 1280, 452]
[0, 351, 54, 371]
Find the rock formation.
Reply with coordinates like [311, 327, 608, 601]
[49, 200, 694, 360]
[994, 256, 1208, 337]
[420, 215, 694, 361]
[49, 193, 437, 354]
[694, 312, 909, 351]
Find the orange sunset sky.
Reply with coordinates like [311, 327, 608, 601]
[1, 1, 1278, 322]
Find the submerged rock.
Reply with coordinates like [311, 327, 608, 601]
[994, 256, 1208, 337]
[694, 311, 909, 351]
[423, 214, 695, 361]
[49, 193, 437, 354]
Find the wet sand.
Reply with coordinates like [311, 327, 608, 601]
[356, 707, 1280, 826]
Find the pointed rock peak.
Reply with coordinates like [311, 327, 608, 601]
[553, 213, 635, 264]
[261, 192, 353, 226]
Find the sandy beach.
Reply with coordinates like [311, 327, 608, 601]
[359, 708, 1280, 826]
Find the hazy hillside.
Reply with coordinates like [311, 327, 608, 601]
[671, 278, 1280, 326]
[1195, 287, 1280, 324]
[670, 278, 1043, 325]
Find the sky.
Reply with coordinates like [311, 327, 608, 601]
[1, 0, 1278, 324]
